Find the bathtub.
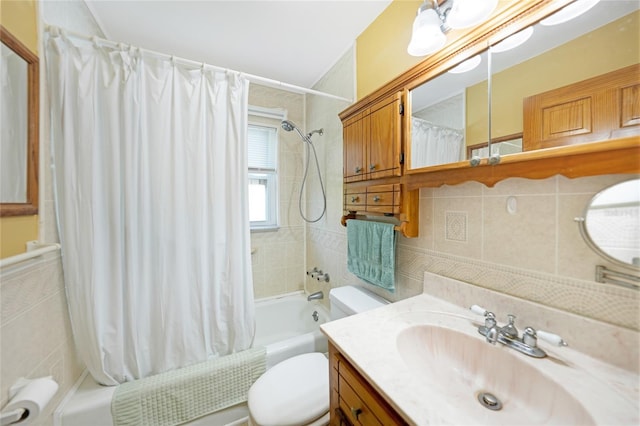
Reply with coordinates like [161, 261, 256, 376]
[54, 291, 330, 426]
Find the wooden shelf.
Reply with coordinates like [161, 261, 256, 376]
[402, 137, 640, 190]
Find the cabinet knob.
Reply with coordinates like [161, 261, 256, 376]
[373, 195, 381, 202]
[350, 407, 362, 420]
[354, 166, 362, 174]
[369, 163, 376, 171]
[351, 196, 359, 203]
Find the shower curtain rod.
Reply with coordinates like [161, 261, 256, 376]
[44, 24, 353, 103]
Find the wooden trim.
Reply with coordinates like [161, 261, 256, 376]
[0, 25, 39, 217]
[466, 133, 524, 159]
[403, 137, 640, 190]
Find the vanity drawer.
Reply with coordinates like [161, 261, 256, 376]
[339, 378, 382, 426]
[345, 191, 366, 211]
[366, 184, 400, 214]
[338, 353, 405, 425]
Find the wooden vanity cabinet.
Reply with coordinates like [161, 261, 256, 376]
[329, 342, 407, 426]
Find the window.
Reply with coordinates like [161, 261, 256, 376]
[248, 124, 278, 230]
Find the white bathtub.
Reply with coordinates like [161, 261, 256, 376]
[55, 291, 330, 426]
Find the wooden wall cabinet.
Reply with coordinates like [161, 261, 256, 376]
[343, 92, 402, 183]
[329, 342, 407, 426]
[523, 64, 640, 151]
[341, 92, 419, 237]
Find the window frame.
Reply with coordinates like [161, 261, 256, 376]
[248, 122, 279, 231]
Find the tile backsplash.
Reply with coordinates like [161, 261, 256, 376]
[0, 252, 84, 425]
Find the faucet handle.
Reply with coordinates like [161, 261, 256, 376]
[523, 327, 567, 348]
[470, 304, 488, 316]
[470, 305, 496, 329]
[537, 330, 568, 347]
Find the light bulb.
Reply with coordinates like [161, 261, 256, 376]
[446, 0, 498, 29]
[540, 0, 600, 26]
[407, 8, 447, 56]
[492, 27, 534, 53]
[448, 55, 481, 73]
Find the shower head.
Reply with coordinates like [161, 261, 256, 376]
[281, 120, 323, 142]
[281, 120, 296, 132]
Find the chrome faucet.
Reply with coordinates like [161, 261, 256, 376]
[470, 305, 567, 358]
[482, 311, 499, 344]
[307, 291, 324, 301]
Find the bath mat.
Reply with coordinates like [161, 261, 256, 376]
[111, 346, 266, 426]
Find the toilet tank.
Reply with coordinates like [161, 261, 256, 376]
[329, 286, 390, 320]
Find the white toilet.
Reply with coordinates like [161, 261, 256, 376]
[247, 286, 389, 426]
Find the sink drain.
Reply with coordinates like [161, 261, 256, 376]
[477, 391, 503, 411]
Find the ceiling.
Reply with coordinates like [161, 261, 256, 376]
[85, 0, 393, 90]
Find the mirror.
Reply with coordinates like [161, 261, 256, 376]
[408, 49, 489, 169]
[490, 1, 639, 156]
[0, 25, 39, 216]
[578, 179, 640, 270]
[407, 1, 639, 171]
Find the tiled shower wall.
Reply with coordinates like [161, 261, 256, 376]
[305, 46, 639, 331]
[248, 85, 307, 299]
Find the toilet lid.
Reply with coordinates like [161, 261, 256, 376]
[248, 352, 329, 426]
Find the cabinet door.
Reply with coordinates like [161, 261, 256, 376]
[368, 94, 401, 180]
[523, 64, 640, 150]
[344, 113, 367, 183]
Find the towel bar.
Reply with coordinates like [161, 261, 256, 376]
[341, 214, 406, 235]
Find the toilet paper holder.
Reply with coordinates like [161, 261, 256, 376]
[0, 408, 24, 426]
[0, 377, 58, 426]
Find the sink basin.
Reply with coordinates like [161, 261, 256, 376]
[396, 324, 595, 425]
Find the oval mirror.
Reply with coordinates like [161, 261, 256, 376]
[579, 179, 640, 270]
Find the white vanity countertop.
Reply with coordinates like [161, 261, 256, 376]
[320, 293, 640, 426]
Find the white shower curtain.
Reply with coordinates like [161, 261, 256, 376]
[46, 32, 255, 385]
[411, 117, 464, 167]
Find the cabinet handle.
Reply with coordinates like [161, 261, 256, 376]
[354, 166, 362, 174]
[350, 407, 362, 420]
[373, 195, 381, 202]
[369, 164, 376, 171]
[351, 196, 359, 203]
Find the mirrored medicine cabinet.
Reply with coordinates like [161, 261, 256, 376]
[406, 1, 639, 172]
[0, 25, 39, 217]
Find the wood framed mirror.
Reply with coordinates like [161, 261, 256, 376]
[0, 25, 39, 216]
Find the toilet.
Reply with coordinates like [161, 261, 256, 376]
[247, 286, 389, 426]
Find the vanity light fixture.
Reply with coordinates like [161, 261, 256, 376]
[491, 26, 534, 54]
[540, 0, 600, 26]
[407, 1, 447, 56]
[407, 0, 499, 57]
[448, 54, 481, 73]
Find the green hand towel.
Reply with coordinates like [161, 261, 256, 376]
[347, 219, 396, 292]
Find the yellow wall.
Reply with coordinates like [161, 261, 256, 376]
[0, 0, 39, 258]
[466, 11, 640, 145]
[0, 0, 38, 53]
[0, 216, 38, 258]
[356, 0, 422, 100]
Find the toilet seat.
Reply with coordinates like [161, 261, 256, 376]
[248, 352, 329, 426]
